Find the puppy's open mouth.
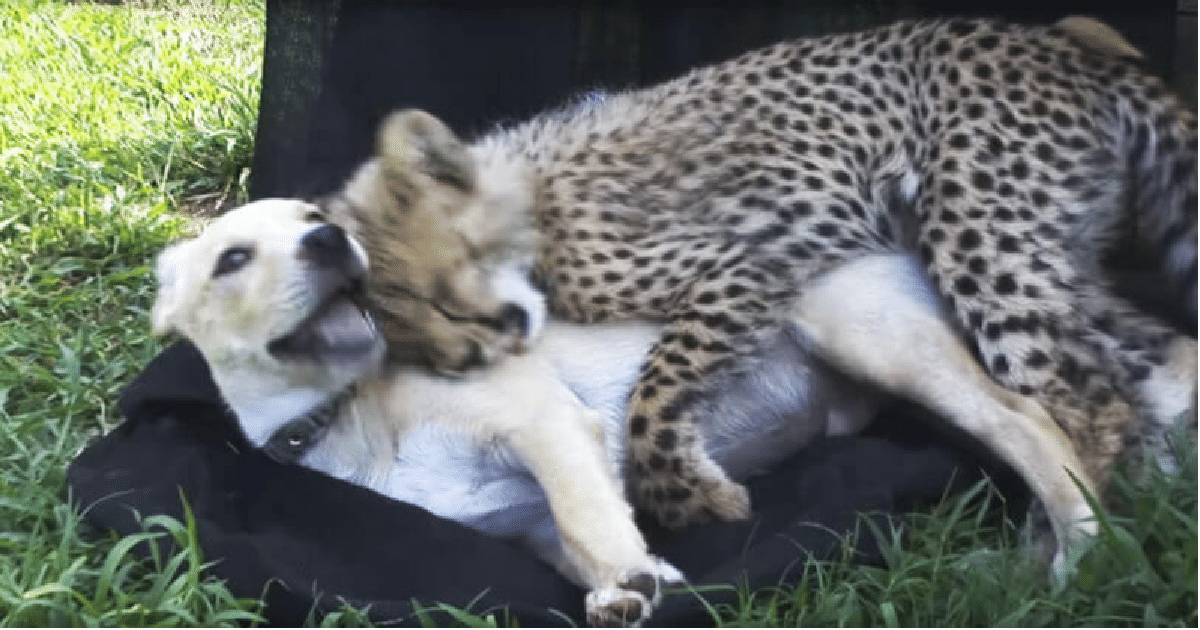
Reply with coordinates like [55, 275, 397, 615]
[268, 279, 381, 362]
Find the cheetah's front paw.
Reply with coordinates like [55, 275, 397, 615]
[635, 466, 750, 528]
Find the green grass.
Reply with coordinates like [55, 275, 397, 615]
[0, 0, 1195, 626]
[0, 0, 264, 625]
[712, 446, 1198, 627]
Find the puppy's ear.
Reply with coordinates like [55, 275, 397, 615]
[377, 109, 478, 194]
[150, 242, 189, 336]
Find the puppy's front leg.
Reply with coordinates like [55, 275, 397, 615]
[499, 368, 681, 626]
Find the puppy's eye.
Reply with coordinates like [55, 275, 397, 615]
[213, 246, 254, 278]
[303, 210, 325, 223]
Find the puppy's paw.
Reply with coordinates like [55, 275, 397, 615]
[651, 557, 686, 589]
[586, 586, 650, 628]
[1023, 498, 1098, 586]
[585, 560, 686, 627]
[1050, 508, 1099, 586]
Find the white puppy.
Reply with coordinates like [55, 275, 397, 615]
[151, 198, 1098, 625]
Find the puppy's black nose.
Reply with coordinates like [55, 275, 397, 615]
[300, 224, 350, 267]
[499, 302, 530, 337]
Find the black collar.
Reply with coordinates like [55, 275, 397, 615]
[262, 388, 354, 465]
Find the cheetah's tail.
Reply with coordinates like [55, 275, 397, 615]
[1059, 17, 1195, 321]
[1120, 82, 1197, 321]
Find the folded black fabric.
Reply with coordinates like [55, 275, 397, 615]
[68, 341, 1014, 626]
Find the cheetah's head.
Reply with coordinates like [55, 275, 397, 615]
[319, 110, 546, 375]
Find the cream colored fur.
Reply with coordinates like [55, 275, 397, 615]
[339, 106, 1113, 573]
[152, 198, 1107, 625]
[152, 199, 677, 626]
[792, 256, 1099, 575]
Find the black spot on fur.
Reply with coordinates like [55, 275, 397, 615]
[658, 401, 682, 422]
[971, 171, 994, 191]
[702, 312, 730, 329]
[724, 284, 749, 298]
[994, 274, 1017, 295]
[957, 229, 982, 250]
[666, 486, 692, 502]
[941, 180, 964, 198]
[664, 352, 691, 367]
[992, 354, 1010, 375]
[954, 275, 980, 295]
[1026, 350, 1050, 369]
[816, 223, 841, 238]
[723, 321, 750, 335]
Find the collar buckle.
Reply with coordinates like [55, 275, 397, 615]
[261, 388, 353, 464]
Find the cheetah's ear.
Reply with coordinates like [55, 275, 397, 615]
[376, 109, 479, 194]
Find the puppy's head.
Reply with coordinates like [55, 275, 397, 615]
[152, 198, 385, 403]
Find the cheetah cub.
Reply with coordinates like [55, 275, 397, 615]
[330, 15, 1196, 569]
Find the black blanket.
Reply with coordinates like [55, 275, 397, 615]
[68, 341, 1010, 626]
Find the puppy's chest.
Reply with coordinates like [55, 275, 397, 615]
[320, 420, 556, 539]
[404, 426, 551, 529]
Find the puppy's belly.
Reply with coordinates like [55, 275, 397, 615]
[540, 321, 884, 482]
[387, 424, 552, 536]
[696, 328, 883, 480]
[311, 422, 564, 552]
[306, 319, 882, 549]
